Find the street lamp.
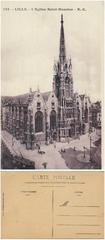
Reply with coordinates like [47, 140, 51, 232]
[83, 146, 86, 159]
[89, 135, 92, 162]
[58, 119, 61, 142]
[74, 118, 76, 137]
[45, 109, 48, 145]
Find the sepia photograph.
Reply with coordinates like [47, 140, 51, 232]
[1, 1, 103, 169]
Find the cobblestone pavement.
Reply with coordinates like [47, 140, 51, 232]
[1, 130, 99, 169]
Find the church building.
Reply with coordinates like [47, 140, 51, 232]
[1, 15, 91, 149]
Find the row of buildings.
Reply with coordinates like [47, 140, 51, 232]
[1, 15, 101, 149]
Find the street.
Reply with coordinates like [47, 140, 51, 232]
[1, 130, 101, 169]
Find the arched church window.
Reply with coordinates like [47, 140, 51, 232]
[84, 108, 88, 123]
[24, 107, 28, 132]
[50, 110, 56, 130]
[37, 102, 41, 109]
[35, 111, 43, 132]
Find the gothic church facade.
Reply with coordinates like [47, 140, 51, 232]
[1, 15, 91, 149]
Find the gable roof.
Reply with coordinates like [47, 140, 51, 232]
[1, 91, 53, 106]
[1, 96, 13, 105]
[1, 92, 36, 106]
[42, 91, 52, 102]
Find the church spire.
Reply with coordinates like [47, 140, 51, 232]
[59, 14, 66, 65]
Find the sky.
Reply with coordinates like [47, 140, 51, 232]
[1, 1, 104, 101]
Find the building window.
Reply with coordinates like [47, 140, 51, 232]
[66, 109, 73, 118]
[84, 108, 88, 123]
[66, 101, 73, 107]
[37, 102, 41, 109]
[77, 108, 80, 121]
[50, 110, 56, 130]
[51, 102, 55, 108]
[24, 107, 28, 132]
[35, 111, 43, 132]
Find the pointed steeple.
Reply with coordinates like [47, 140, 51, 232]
[59, 14, 66, 65]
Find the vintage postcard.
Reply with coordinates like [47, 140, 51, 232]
[0, 1, 104, 239]
[1, 1, 104, 169]
[1, 171, 104, 239]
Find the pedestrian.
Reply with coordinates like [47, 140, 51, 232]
[37, 143, 40, 153]
[38, 143, 40, 150]
[42, 162, 47, 169]
[12, 136, 14, 146]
